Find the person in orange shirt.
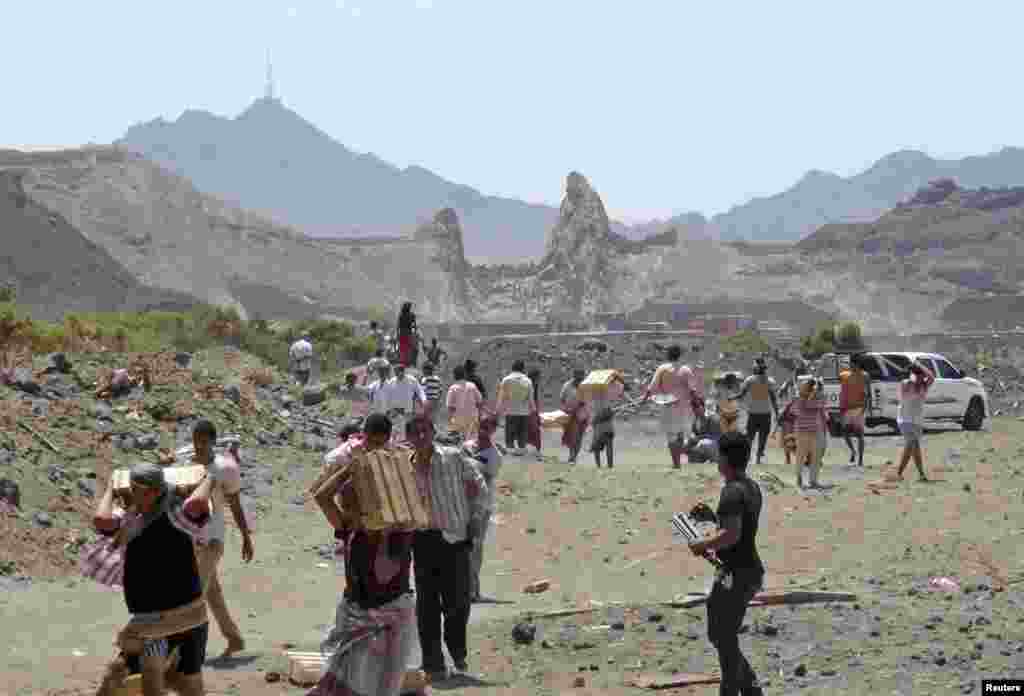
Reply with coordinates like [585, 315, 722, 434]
[839, 354, 872, 467]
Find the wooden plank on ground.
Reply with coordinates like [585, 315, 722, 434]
[529, 607, 597, 619]
[284, 650, 427, 691]
[662, 590, 857, 609]
[626, 672, 721, 689]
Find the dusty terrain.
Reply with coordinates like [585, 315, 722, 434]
[3, 352, 1023, 696]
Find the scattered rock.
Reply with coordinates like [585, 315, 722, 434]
[92, 402, 113, 420]
[611, 621, 626, 631]
[572, 640, 597, 650]
[0, 478, 20, 507]
[175, 352, 193, 368]
[134, 433, 160, 450]
[302, 385, 326, 406]
[77, 479, 97, 498]
[114, 434, 136, 451]
[223, 384, 242, 404]
[820, 669, 837, 677]
[794, 664, 807, 677]
[511, 622, 536, 645]
[46, 353, 72, 373]
[524, 579, 550, 594]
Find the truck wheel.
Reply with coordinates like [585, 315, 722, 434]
[962, 399, 984, 431]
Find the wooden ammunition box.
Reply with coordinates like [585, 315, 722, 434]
[111, 465, 206, 497]
[350, 448, 433, 531]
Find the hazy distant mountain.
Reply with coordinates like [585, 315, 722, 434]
[711, 147, 1024, 241]
[118, 97, 633, 261]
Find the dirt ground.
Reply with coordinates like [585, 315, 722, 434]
[4, 415, 1024, 696]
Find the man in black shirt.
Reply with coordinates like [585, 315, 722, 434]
[688, 431, 765, 696]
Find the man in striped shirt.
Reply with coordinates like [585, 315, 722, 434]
[419, 362, 445, 432]
[406, 413, 488, 681]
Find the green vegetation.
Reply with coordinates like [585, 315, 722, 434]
[0, 301, 371, 377]
[800, 320, 865, 359]
[721, 329, 770, 355]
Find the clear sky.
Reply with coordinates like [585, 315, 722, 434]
[5, 1, 1021, 222]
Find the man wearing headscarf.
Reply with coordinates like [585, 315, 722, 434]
[91, 463, 215, 696]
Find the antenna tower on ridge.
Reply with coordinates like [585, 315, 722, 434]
[265, 50, 276, 101]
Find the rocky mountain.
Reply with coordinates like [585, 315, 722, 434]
[711, 147, 1024, 242]
[9, 145, 1019, 334]
[118, 97, 635, 262]
[0, 158, 199, 321]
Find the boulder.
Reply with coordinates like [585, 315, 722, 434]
[511, 622, 537, 645]
[175, 352, 193, 368]
[45, 353, 72, 373]
[302, 385, 326, 406]
[33, 512, 53, 528]
[0, 478, 20, 507]
[223, 383, 242, 404]
[135, 433, 160, 450]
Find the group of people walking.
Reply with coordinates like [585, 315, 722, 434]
[84, 306, 946, 696]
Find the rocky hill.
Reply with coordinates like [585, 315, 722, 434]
[794, 179, 1024, 329]
[711, 147, 1024, 242]
[118, 97, 632, 262]
[1, 146, 483, 321]
[8, 145, 1019, 334]
[0, 163, 198, 321]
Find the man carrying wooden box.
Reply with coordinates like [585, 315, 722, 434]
[308, 413, 431, 696]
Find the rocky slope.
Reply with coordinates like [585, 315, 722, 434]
[0, 165, 198, 321]
[791, 180, 1024, 329]
[1, 147, 476, 321]
[711, 147, 1024, 242]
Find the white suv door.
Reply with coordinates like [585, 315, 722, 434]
[931, 356, 969, 418]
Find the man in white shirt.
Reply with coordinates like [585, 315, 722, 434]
[367, 363, 392, 416]
[191, 419, 254, 659]
[289, 334, 314, 386]
[463, 415, 502, 603]
[379, 363, 425, 442]
[496, 360, 536, 454]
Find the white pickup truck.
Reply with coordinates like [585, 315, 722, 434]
[817, 351, 989, 433]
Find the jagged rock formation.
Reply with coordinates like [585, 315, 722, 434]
[537, 172, 621, 315]
[413, 208, 476, 321]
